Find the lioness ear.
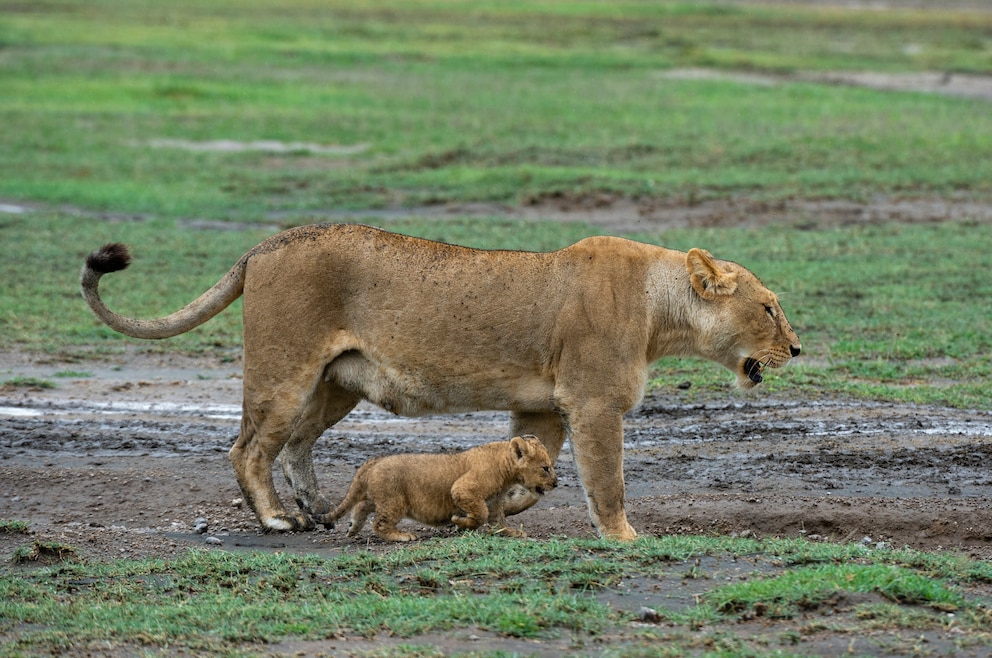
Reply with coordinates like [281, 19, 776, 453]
[510, 436, 526, 461]
[686, 248, 738, 299]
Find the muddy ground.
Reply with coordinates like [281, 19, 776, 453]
[2, 347, 990, 564]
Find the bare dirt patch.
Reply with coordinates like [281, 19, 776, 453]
[2, 348, 990, 565]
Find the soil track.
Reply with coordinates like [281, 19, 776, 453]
[2, 348, 990, 563]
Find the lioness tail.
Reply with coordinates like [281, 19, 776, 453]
[80, 243, 248, 340]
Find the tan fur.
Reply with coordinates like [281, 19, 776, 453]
[326, 435, 556, 541]
[80, 223, 800, 540]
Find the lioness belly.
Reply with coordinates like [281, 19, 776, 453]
[324, 349, 553, 416]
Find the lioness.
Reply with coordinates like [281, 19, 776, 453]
[327, 435, 557, 542]
[81, 223, 800, 540]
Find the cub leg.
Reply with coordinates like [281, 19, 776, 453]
[347, 499, 376, 537]
[499, 411, 567, 516]
[451, 476, 490, 530]
[279, 383, 359, 522]
[371, 499, 418, 542]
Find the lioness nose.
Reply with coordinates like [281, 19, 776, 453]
[790, 345, 801, 357]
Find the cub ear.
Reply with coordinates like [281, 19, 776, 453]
[686, 248, 738, 300]
[510, 436, 527, 461]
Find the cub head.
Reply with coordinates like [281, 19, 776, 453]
[685, 248, 801, 389]
[509, 435, 557, 495]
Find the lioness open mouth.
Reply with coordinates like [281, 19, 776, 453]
[743, 357, 764, 384]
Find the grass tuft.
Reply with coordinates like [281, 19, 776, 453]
[10, 540, 78, 565]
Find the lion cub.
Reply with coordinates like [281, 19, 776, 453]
[323, 435, 557, 542]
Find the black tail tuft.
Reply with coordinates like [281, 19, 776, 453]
[86, 243, 132, 274]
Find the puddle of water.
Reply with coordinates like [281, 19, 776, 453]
[921, 423, 992, 437]
[0, 398, 509, 428]
[0, 406, 44, 417]
[140, 138, 369, 155]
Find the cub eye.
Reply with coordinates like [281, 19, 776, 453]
[543, 466, 551, 473]
[764, 304, 775, 318]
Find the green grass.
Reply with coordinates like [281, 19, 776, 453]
[1, 1, 990, 407]
[2, 4, 991, 656]
[51, 370, 93, 379]
[0, 376, 55, 390]
[2, 0, 992, 217]
[0, 520, 30, 535]
[1, 534, 989, 655]
[641, 220, 992, 409]
[2, 214, 989, 408]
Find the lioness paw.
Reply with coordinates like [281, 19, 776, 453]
[263, 513, 315, 533]
[602, 522, 638, 542]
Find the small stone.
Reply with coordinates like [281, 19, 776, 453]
[231, 498, 243, 508]
[860, 536, 873, 546]
[639, 606, 662, 623]
[204, 536, 223, 546]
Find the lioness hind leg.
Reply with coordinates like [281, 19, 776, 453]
[279, 383, 359, 524]
[230, 411, 312, 532]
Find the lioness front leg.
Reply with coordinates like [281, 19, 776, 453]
[567, 408, 637, 541]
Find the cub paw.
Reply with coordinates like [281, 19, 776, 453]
[451, 514, 483, 530]
[490, 525, 527, 538]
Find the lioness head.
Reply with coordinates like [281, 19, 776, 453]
[510, 435, 558, 495]
[685, 248, 801, 389]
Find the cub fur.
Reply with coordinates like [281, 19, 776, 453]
[326, 435, 557, 542]
[80, 223, 801, 540]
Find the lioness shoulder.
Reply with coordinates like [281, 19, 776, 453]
[324, 435, 557, 542]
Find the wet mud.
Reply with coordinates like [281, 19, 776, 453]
[1, 350, 990, 562]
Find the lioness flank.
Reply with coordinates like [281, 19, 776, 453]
[81, 223, 801, 540]
[326, 435, 557, 541]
